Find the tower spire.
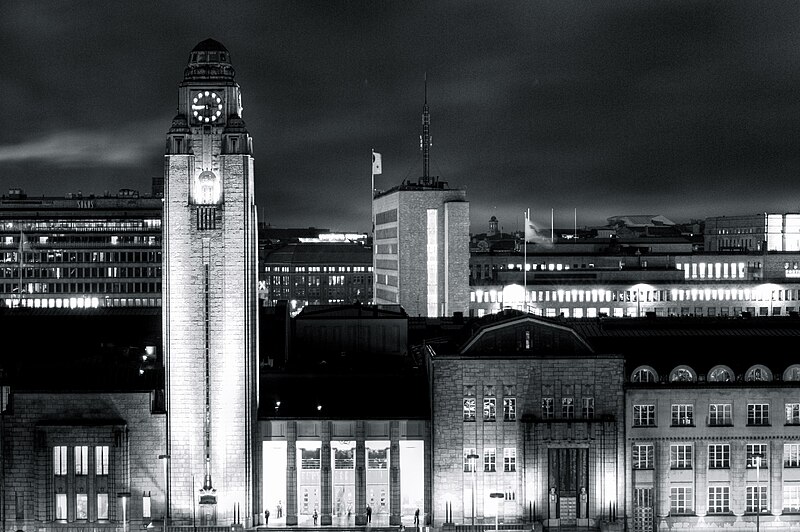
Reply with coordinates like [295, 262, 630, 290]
[420, 73, 432, 185]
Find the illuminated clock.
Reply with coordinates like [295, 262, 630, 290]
[191, 91, 224, 123]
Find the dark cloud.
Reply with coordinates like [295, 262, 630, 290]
[2, 1, 800, 232]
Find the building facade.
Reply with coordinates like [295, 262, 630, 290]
[0, 188, 162, 309]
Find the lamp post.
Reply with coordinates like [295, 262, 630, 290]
[467, 453, 479, 525]
[489, 493, 504, 532]
[753, 453, 764, 532]
[159, 454, 170, 532]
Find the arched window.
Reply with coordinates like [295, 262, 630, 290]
[631, 366, 658, 383]
[708, 365, 734, 383]
[745, 365, 773, 382]
[670, 365, 696, 383]
[784, 365, 800, 382]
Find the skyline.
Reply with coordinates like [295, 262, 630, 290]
[2, 1, 800, 233]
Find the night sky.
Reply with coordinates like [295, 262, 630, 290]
[2, 1, 800, 233]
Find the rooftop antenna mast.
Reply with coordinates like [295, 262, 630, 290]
[420, 73, 433, 186]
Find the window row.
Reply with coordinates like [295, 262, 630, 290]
[53, 446, 109, 476]
[0, 266, 161, 279]
[632, 403, 798, 427]
[631, 364, 800, 383]
[463, 448, 516, 473]
[0, 281, 162, 295]
[668, 484, 771, 515]
[541, 397, 595, 420]
[632, 443, 800, 470]
[463, 397, 516, 422]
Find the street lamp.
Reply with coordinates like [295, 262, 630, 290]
[489, 493, 504, 532]
[752, 453, 764, 532]
[467, 453, 479, 525]
[159, 454, 170, 532]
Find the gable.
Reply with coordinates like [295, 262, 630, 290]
[460, 316, 594, 357]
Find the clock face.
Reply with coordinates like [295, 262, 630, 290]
[191, 91, 224, 123]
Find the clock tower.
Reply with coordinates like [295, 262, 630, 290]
[163, 39, 259, 527]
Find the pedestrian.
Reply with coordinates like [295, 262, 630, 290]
[277, 501, 282, 518]
[366, 504, 372, 524]
[414, 508, 419, 527]
[264, 508, 270, 526]
[313, 509, 318, 525]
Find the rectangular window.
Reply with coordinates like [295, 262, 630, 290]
[98, 493, 109, 520]
[582, 397, 595, 419]
[503, 398, 516, 421]
[463, 398, 476, 422]
[671, 404, 694, 426]
[747, 444, 768, 468]
[787, 403, 800, 425]
[15, 492, 24, 520]
[55, 493, 67, 520]
[785, 443, 800, 467]
[748, 403, 770, 426]
[709, 403, 732, 426]
[542, 397, 554, 419]
[95, 445, 109, 475]
[483, 398, 496, 421]
[633, 444, 654, 469]
[484, 448, 496, 472]
[76, 493, 88, 520]
[562, 397, 574, 419]
[709, 444, 731, 469]
[670, 486, 693, 515]
[75, 446, 88, 475]
[746, 485, 768, 513]
[707, 485, 730, 514]
[141, 492, 150, 519]
[784, 482, 800, 513]
[670, 444, 693, 469]
[633, 404, 656, 426]
[464, 448, 477, 472]
[53, 446, 67, 476]
[503, 448, 516, 472]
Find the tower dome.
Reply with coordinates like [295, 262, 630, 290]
[184, 38, 235, 81]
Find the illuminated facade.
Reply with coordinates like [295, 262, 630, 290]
[470, 251, 800, 318]
[705, 213, 800, 252]
[162, 39, 259, 526]
[0, 188, 162, 309]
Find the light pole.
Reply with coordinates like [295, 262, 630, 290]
[467, 453, 479, 525]
[753, 453, 764, 532]
[159, 454, 170, 532]
[489, 493, 504, 532]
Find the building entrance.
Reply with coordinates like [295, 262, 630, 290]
[548, 448, 588, 524]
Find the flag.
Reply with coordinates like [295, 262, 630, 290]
[18, 230, 28, 266]
[524, 215, 537, 243]
[372, 151, 382, 175]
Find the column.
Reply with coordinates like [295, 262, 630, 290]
[355, 422, 367, 525]
[390, 421, 401, 525]
[771, 439, 783, 515]
[730, 440, 746, 516]
[286, 422, 298, 526]
[655, 441, 670, 521]
[695, 443, 707, 516]
[321, 422, 332, 525]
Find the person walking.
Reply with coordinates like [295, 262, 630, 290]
[414, 508, 419, 527]
[277, 501, 282, 518]
[313, 509, 318, 526]
[366, 504, 372, 524]
[264, 508, 270, 526]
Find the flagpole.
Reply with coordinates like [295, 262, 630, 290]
[524, 209, 528, 313]
[17, 230, 24, 307]
[551, 208, 554, 244]
[371, 149, 375, 305]
[574, 207, 577, 239]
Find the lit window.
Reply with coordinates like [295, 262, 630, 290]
[670, 444, 693, 469]
[670, 366, 695, 382]
[671, 404, 694, 426]
[503, 448, 516, 472]
[785, 444, 800, 467]
[483, 398, 496, 422]
[463, 448, 477, 472]
[746, 365, 772, 382]
[746, 485, 768, 513]
[503, 398, 516, 421]
[55, 493, 67, 520]
[747, 444, 768, 468]
[707, 486, 730, 514]
[670, 486, 693, 515]
[53, 446, 67, 476]
[142, 492, 151, 519]
[76, 493, 88, 520]
[484, 448, 496, 472]
[75, 446, 88, 475]
[633, 444, 654, 469]
[708, 444, 730, 469]
[708, 366, 733, 382]
[787, 403, 800, 425]
[582, 397, 595, 419]
[98, 493, 109, 520]
[708, 404, 732, 426]
[747, 404, 770, 426]
[784, 482, 800, 512]
[631, 367, 657, 383]
[541, 397, 554, 419]
[562, 397, 574, 419]
[633, 404, 656, 427]
[463, 398, 476, 422]
[96, 445, 109, 475]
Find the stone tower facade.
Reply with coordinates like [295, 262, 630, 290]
[162, 39, 259, 527]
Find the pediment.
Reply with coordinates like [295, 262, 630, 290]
[460, 315, 594, 357]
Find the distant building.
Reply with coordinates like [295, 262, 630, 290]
[262, 241, 372, 311]
[372, 88, 469, 317]
[705, 213, 800, 252]
[0, 186, 162, 309]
